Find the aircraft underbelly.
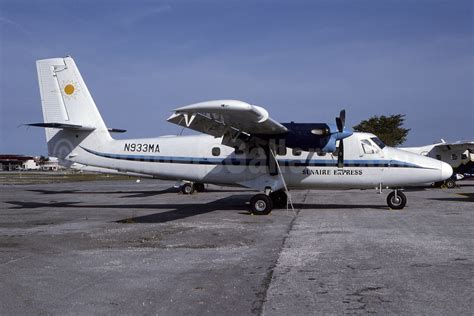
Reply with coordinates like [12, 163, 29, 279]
[382, 168, 439, 186]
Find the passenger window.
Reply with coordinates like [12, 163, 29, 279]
[292, 148, 302, 156]
[212, 147, 221, 156]
[435, 155, 441, 160]
[451, 154, 458, 160]
[461, 153, 468, 160]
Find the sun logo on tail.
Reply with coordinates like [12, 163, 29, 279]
[64, 84, 75, 95]
[61, 81, 80, 99]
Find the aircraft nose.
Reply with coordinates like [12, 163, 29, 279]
[440, 161, 453, 180]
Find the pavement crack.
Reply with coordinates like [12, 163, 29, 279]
[252, 190, 309, 315]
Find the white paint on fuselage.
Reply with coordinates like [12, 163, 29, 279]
[68, 131, 450, 191]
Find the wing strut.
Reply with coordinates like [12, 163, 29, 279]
[269, 149, 296, 216]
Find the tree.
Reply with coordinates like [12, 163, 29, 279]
[352, 114, 410, 146]
[37, 156, 50, 165]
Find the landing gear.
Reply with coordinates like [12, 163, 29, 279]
[434, 178, 456, 189]
[270, 190, 288, 208]
[180, 182, 206, 194]
[181, 183, 194, 195]
[194, 183, 206, 192]
[386, 190, 407, 209]
[249, 194, 273, 215]
[444, 179, 456, 189]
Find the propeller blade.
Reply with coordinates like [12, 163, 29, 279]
[337, 139, 344, 168]
[336, 109, 346, 132]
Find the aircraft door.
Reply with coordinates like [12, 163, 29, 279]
[359, 138, 384, 187]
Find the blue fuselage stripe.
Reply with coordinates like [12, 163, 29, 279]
[81, 147, 424, 169]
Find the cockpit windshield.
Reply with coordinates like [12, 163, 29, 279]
[370, 137, 386, 149]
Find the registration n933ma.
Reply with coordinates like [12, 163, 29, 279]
[124, 143, 160, 153]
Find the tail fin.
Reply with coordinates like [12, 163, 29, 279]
[35, 56, 111, 157]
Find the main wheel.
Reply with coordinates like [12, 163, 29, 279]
[181, 183, 194, 194]
[270, 190, 288, 208]
[444, 179, 456, 189]
[249, 194, 273, 215]
[386, 191, 407, 209]
[194, 183, 206, 192]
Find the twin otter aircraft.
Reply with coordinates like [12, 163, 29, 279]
[29, 57, 452, 214]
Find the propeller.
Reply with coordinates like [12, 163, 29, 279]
[336, 109, 345, 132]
[336, 110, 346, 168]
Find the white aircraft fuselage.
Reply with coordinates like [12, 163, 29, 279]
[65, 131, 450, 191]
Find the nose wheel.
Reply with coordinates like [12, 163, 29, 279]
[387, 190, 407, 209]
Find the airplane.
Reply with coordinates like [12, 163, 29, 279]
[27, 56, 453, 214]
[400, 140, 474, 188]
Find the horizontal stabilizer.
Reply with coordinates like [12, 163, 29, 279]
[107, 128, 127, 133]
[27, 123, 126, 133]
[26, 122, 96, 131]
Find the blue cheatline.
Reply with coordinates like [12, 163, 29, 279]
[81, 147, 427, 169]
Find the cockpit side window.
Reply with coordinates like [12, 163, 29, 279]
[370, 137, 386, 149]
[361, 139, 377, 154]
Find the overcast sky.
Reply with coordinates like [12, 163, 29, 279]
[1, 0, 473, 155]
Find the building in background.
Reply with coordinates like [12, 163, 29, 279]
[39, 157, 60, 171]
[0, 155, 60, 171]
[0, 155, 37, 171]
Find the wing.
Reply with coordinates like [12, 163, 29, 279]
[167, 100, 288, 138]
[434, 141, 474, 151]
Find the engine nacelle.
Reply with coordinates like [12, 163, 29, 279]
[281, 122, 352, 153]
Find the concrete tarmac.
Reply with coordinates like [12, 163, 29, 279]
[0, 179, 472, 315]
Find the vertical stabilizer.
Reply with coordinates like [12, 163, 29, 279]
[36, 56, 111, 157]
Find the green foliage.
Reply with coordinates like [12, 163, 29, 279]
[38, 155, 49, 163]
[352, 114, 410, 146]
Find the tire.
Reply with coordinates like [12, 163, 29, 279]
[270, 190, 288, 208]
[250, 194, 273, 215]
[386, 191, 407, 209]
[434, 181, 444, 188]
[444, 179, 456, 189]
[181, 183, 194, 194]
[194, 183, 205, 192]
